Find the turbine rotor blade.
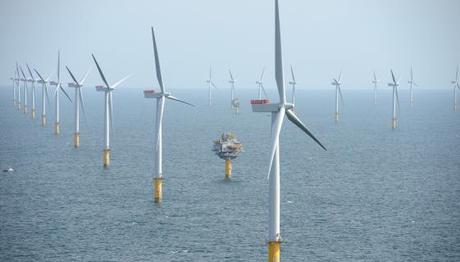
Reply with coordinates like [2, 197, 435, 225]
[286, 109, 326, 151]
[290, 65, 296, 82]
[260, 67, 265, 81]
[109, 91, 113, 137]
[229, 69, 234, 81]
[338, 70, 342, 83]
[166, 95, 195, 106]
[261, 83, 269, 98]
[79, 89, 87, 123]
[211, 81, 218, 89]
[338, 86, 344, 106]
[80, 66, 92, 85]
[66, 66, 80, 85]
[33, 69, 45, 82]
[151, 27, 165, 93]
[274, 0, 286, 104]
[60, 85, 72, 102]
[390, 70, 396, 85]
[26, 64, 34, 81]
[267, 107, 285, 179]
[92, 54, 110, 89]
[111, 74, 132, 89]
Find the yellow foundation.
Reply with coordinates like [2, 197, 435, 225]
[392, 118, 397, 129]
[225, 159, 232, 180]
[268, 241, 281, 262]
[103, 149, 111, 167]
[54, 122, 60, 135]
[31, 109, 36, 119]
[74, 132, 80, 148]
[41, 115, 46, 126]
[23, 106, 28, 114]
[153, 177, 163, 203]
[334, 112, 339, 122]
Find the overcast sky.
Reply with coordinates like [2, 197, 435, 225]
[1, 0, 459, 91]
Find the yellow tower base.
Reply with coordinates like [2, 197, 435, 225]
[54, 122, 60, 135]
[23, 106, 28, 114]
[103, 149, 111, 167]
[31, 109, 36, 119]
[41, 115, 46, 126]
[74, 132, 80, 148]
[225, 159, 232, 180]
[153, 177, 163, 203]
[334, 112, 339, 122]
[392, 118, 397, 129]
[268, 241, 281, 262]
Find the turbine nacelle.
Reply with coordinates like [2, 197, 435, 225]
[49, 81, 58, 86]
[68, 82, 83, 88]
[143, 90, 171, 99]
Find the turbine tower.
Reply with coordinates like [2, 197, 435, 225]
[408, 67, 418, 107]
[17, 63, 22, 111]
[206, 68, 217, 106]
[388, 70, 401, 129]
[372, 72, 378, 105]
[51, 51, 72, 135]
[66, 66, 91, 148]
[19, 66, 28, 114]
[331, 71, 344, 121]
[451, 65, 459, 111]
[92, 54, 131, 167]
[12, 64, 19, 106]
[288, 65, 296, 104]
[144, 27, 194, 203]
[26, 64, 37, 119]
[256, 68, 268, 99]
[250, 1, 326, 261]
[34, 69, 51, 127]
[228, 70, 237, 110]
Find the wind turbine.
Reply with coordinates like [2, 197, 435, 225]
[51, 51, 72, 135]
[26, 64, 37, 119]
[331, 70, 344, 121]
[11, 65, 19, 106]
[66, 66, 91, 148]
[19, 66, 28, 114]
[451, 65, 459, 111]
[388, 70, 401, 129]
[34, 68, 51, 127]
[16, 64, 22, 111]
[228, 70, 237, 110]
[288, 65, 296, 104]
[372, 72, 378, 105]
[408, 67, 418, 107]
[256, 67, 268, 99]
[206, 68, 217, 106]
[144, 27, 194, 203]
[92, 54, 131, 167]
[250, 1, 326, 261]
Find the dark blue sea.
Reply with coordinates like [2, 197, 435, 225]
[1, 86, 459, 261]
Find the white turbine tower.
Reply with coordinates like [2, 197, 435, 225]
[408, 67, 418, 107]
[92, 54, 131, 167]
[250, 1, 327, 261]
[331, 71, 344, 121]
[19, 66, 28, 114]
[288, 65, 296, 104]
[206, 68, 217, 106]
[388, 70, 401, 129]
[11, 64, 19, 106]
[17, 63, 22, 111]
[144, 27, 194, 203]
[51, 51, 72, 135]
[228, 70, 237, 109]
[372, 72, 378, 105]
[66, 66, 91, 148]
[256, 68, 268, 100]
[451, 65, 459, 112]
[26, 64, 37, 119]
[34, 69, 51, 127]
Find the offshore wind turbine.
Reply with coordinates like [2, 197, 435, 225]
[388, 70, 401, 129]
[16, 63, 22, 111]
[66, 66, 91, 148]
[288, 65, 297, 104]
[144, 27, 194, 203]
[92, 54, 131, 167]
[250, 1, 327, 261]
[51, 51, 72, 135]
[451, 65, 459, 111]
[206, 68, 217, 106]
[372, 72, 378, 105]
[228, 70, 237, 110]
[11, 65, 19, 106]
[408, 67, 418, 107]
[19, 66, 28, 114]
[331, 70, 344, 121]
[256, 68, 268, 100]
[34, 68, 51, 126]
[26, 64, 37, 119]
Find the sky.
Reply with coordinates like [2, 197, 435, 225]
[1, 0, 459, 91]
